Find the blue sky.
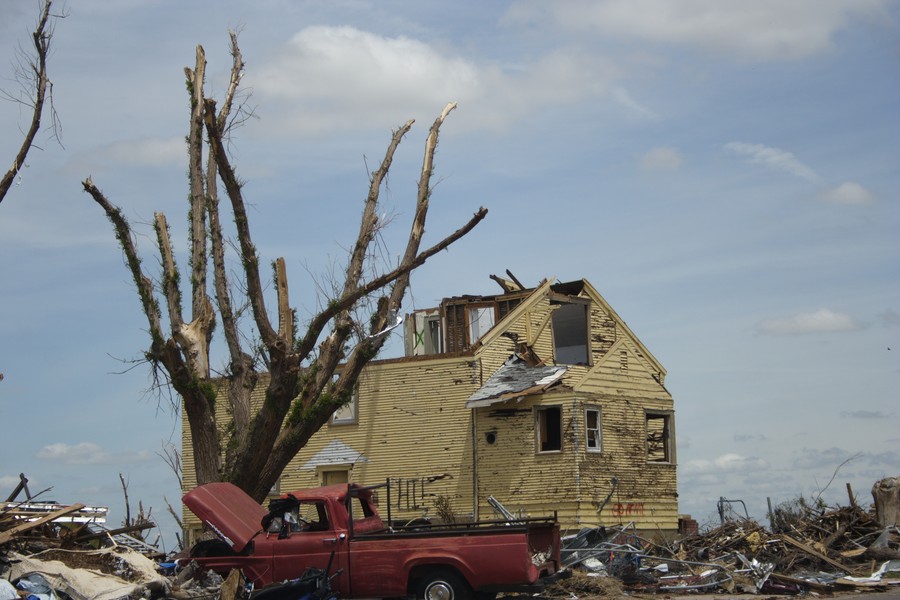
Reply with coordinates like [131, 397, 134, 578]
[1, 1, 898, 549]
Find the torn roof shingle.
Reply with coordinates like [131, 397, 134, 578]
[465, 355, 568, 408]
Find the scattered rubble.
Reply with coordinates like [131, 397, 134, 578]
[553, 478, 900, 596]
[4, 474, 900, 599]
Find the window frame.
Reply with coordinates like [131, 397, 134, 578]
[467, 304, 496, 343]
[550, 299, 591, 365]
[585, 405, 602, 453]
[645, 410, 675, 464]
[330, 373, 359, 426]
[535, 405, 563, 454]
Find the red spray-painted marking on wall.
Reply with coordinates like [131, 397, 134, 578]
[611, 502, 645, 517]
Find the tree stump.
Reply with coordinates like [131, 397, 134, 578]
[871, 477, 900, 526]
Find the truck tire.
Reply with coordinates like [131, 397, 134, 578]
[417, 569, 472, 600]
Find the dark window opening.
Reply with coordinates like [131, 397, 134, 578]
[552, 302, 590, 365]
[537, 406, 562, 453]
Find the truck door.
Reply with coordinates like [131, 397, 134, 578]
[268, 499, 349, 591]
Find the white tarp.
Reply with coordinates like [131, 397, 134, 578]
[7, 548, 169, 600]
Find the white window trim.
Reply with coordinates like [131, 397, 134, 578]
[330, 372, 359, 425]
[585, 406, 602, 453]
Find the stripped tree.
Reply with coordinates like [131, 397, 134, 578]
[82, 33, 487, 502]
[1, 0, 62, 205]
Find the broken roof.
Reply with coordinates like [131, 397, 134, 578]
[465, 355, 568, 408]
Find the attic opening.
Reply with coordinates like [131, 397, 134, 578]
[551, 298, 590, 365]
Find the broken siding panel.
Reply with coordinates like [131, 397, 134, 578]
[529, 298, 556, 360]
[589, 303, 617, 362]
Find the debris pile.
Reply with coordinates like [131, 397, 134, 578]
[556, 486, 900, 596]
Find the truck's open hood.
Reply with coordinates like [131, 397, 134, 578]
[183, 482, 267, 552]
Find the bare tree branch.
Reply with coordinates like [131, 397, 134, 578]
[1, 0, 62, 204]
[82, 178, 164, 345]
[203, 97, 278, 348]
[118, 473, 131, 527]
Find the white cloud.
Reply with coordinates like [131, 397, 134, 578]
[250, 26, 480, 134]
[38, 442, 111, 465]
[756, 308, 861, 335]
[724, 142, 822, 183]
[681, 452, 770, 475]
[504, 0, 891, 60]
[819, 181, 875, 205]
[612, 87, 660, 120]
[248, 26, 619, 135]
[641, 146, 682, 171]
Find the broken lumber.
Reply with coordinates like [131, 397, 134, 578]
[782, 534, 857, 575]
[0, 503, 86, 545]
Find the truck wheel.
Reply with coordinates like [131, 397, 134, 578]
[417, 570, 472, 600]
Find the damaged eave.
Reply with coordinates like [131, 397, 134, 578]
[465, 355, 568, 408]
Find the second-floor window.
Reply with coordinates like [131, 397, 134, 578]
[585, 407, 602, 452]
[646, 411, 674, 463]
[330, 373, 358, 425]
[536, 405, 562, 453]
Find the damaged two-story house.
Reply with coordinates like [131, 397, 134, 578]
[182, 275, 678, 537]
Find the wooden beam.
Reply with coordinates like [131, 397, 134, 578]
[782, 534, 855, 574]
[0, 503, 85, 545]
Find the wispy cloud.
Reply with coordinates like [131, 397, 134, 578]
[72, 137, 185, 170]
[681, 452, 770, 475]
[840, 410, 892, 419]
[37, 442, 154, 466]
[756, 308, 861, 335]
[504, 0, 891, 61]
[724, 142, 822, 184]
[791, 447, 859, 470]
[641, 146, 682, 171]
[612, 87, 660, 121]
[819, 181, 875, 205]
[878, 309, 900, 328]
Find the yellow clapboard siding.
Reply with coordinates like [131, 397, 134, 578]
[182, 278, 679, 536]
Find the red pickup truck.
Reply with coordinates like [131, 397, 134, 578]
[182, 482, 563, 600]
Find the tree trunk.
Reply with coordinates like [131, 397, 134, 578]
[871, 476, 900, 527]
